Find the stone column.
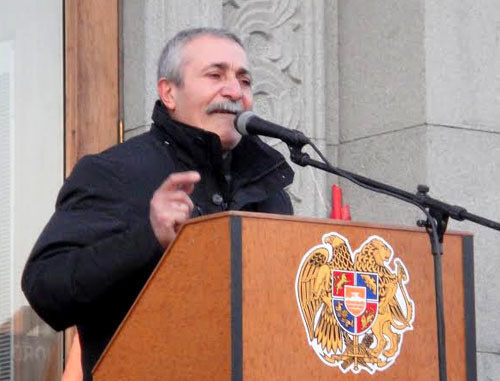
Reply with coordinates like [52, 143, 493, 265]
[338, 0, 500, 378]
[223, 0, 339, 216]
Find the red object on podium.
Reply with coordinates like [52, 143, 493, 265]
[341, 204, 351, 220]
[331, 185, 342, 219]
[331, 185, 350, 220]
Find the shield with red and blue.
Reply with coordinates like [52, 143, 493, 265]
[332, 270, 379, 335]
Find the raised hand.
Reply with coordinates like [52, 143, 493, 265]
[149, 171, 201, 248]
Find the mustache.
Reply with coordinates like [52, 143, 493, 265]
[206, 100, 244, 115]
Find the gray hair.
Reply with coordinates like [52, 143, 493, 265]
[157, 27, 245, 86]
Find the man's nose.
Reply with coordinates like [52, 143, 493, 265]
[221, 77, 243, 100]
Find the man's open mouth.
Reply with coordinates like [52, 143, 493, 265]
[211, 109, 237, 115]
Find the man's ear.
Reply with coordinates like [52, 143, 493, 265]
[157, 78, 176, 111]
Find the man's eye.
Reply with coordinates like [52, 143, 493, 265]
[207, 72, 221, 79]
[240, 78, 252, 87]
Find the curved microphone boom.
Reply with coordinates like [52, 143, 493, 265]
[234, 111, 309, 146]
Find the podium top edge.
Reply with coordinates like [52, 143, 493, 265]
[182, 211, 473, 237]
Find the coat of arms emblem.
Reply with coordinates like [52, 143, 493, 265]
[295, 233, 415, 374]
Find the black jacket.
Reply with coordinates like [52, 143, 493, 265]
[22, 101, 294, 379]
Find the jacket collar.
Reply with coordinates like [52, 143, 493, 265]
[151, 100, 224, 169]
[150, 100, 294, 189]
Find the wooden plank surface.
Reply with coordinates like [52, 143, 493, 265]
[63, 0, 120, 366]
[241, 216, 468, 380]
[93, 217, 232, 380]
[64, 0, 119, 176]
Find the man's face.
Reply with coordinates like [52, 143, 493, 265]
[158, 35, 253, 150]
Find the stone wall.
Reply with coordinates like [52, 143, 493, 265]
[338, 1, 500, 379]
[223, 0, 338, 216]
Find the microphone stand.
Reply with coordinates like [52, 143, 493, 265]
[286, 139, 500, 381]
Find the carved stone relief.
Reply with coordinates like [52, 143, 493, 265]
[224, 0, 337, 216]
[224, 0, 303, 130]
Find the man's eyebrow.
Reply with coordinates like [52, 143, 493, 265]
[204, 62, 252, 77]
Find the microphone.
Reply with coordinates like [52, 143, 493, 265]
[234, 111, 309, 146]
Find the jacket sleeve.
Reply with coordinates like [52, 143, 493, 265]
[21, 155, 164, 331]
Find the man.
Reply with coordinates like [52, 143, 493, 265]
[22, 28, 293, 379]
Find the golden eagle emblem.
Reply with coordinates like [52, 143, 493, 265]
[295, 233, 414, 374]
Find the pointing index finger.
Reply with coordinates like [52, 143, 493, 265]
[160, 171, 201, 193]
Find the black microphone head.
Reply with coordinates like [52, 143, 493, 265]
[234, 111, 256, 135]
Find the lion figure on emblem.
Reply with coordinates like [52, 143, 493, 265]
[354, 238, 414, 358]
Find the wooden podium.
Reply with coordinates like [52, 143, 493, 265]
[93, 212, 476, 380]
